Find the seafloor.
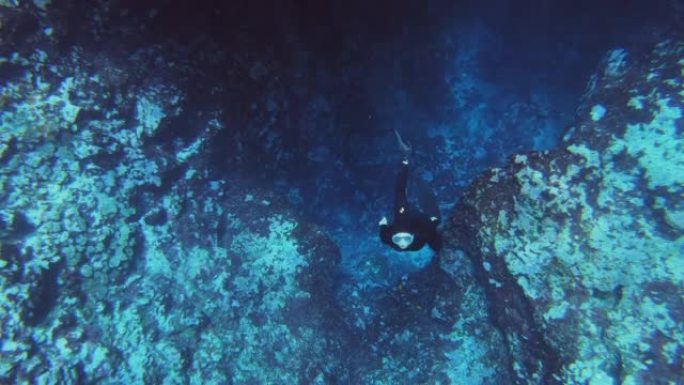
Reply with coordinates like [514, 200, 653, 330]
[0, 1, 682, 384]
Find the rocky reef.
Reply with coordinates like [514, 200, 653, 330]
[445, 40, 684, 384]
[0, 18, 342, 384]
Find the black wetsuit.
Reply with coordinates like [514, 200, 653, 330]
[379, 161, 442, 252]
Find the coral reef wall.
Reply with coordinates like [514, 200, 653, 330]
[444, 39, 684, 385]
[0, 7, 344, 384]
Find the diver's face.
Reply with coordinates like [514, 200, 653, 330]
[392, 232, 414, 249]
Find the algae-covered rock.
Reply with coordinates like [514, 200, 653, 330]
[0, 37, 344, 385]
[445, 40, 684, 385]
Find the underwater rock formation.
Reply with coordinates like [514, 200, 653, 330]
[336, 246, 510, 384]
[445, 40, 684, 385]
[0, 39, 343, 385]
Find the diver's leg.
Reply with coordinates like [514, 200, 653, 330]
[392, 129, 413, 216]
[394, 160, 409, 215]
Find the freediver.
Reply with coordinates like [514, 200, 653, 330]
[379, 129, 442, 252]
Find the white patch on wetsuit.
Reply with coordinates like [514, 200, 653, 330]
[392, 232, 414, 249]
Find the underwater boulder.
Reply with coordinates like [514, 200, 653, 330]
[444, 40, 684, 385]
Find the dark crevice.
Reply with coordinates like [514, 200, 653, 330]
[22, 257, 65, 326]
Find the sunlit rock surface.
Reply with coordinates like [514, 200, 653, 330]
[445, 40, 684, 385]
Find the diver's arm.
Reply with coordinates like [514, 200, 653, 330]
[413, 214, 442, 252]
[425, 215, 442, 252]
[427, 232, 442, 252]
[379, 218, 391, 244]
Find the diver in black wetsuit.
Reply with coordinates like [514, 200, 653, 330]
[379, 130, 442, 252]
